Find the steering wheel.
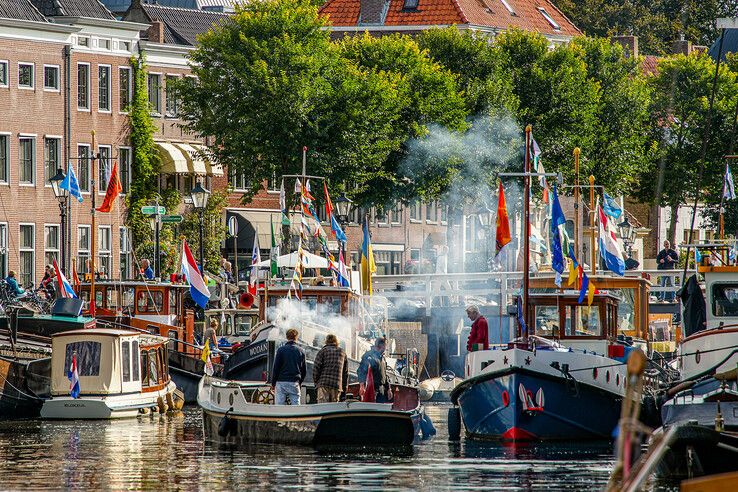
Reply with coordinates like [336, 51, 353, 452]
[252, 388, 275, 405]
[441, 370, 456, 382]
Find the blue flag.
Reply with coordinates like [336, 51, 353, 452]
[603, 193, 622, 219]
[516, 295, 527, 336]
[550, 185, 566, 279]
[724, 162, 736, 200]
[60, 166, 83, 203]
[330, 214, 347, 242]
[578, 271, 589, 305]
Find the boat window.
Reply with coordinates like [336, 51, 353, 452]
[149, 349, 159, 384]
[106, 288, 119, 310]
[80, 289, 90, 310]
[137, 290, 164, 313]
[159, 346, 168, 380]
[534, 305, 559, 337]
[304, 296, 318, 311]
[141, 350, 149, 386]
[610, 288, 635, 332]
[319, 296, 342, 315]
[132, 340, 140, 381]
[122, 287, 135, 314]
[169, 289, 178, 315]
[570, 306, 602, 337]
[712, 284, 738, 316]
[95, 289, 104, 307]
[122, 341, 131, 382]
[168, 329, 178, 351]
[234, 314, 254, 336]
[221, 315, 233, 336]
[64, 341, 102, 376]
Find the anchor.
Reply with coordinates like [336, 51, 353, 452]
[518, 383, 544, 416]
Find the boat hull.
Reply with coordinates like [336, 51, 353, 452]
[456, 368, 622, 440]
[0, 356, 43, 419]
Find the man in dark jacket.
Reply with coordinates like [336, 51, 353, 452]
[358, 337, 392, 403]
[270, 328, 307, 405]
[657, 241, 679, 302]
[466, 305, 489, 351]
[313, 334, 348, 403]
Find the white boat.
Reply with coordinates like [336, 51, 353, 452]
[41, 328, 178, 419]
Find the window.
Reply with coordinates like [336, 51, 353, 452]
[165, 75, 178, 117]
[122, 341, 131, 382]
[120, 227, 131, 280]
[78, 225, 90, 275]
[118, 41, 131, 52]
[98, 145, 111, 192]
[537, 7, 561, 30]
[44, 137, 60, 183]
[0, 134, 8, 183]
[18, 63, 34, 89]
[231, 167, 249, 191]
[97, 38, 111, 50]
[119, 67, 131, 112]
[441, 204, 448, 224]
[132, 340, 140, 381]
[426, 201, 438, 223]
[0, 224, 6, 279]
[148, 73, 161, 113]
[0, 61, 7, 87]
[98, 65, 111, 111]
[409, 201, 421, 221]
[64, 341, 102, 377]
[98, 226, 111, 278]
[499, 0, 515, 15]
[391, 205, 401, 224]
[44, 225, 59, 266]
[119, 147, 131, 193]
[376, 208, 388, 225]
[268, 171, 280, 192]
[77, 36, 89, 47]
[19, 136, 35, 184]
[402, 0, 419, 9]
[78, 145, 90, 192]
[19, 224, 34, 287]
[43, 65, 59, 91]
[77, 64, 90, 109]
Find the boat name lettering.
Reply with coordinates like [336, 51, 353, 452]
[63, 403, 86, 407]
[249, 343, 268, 357]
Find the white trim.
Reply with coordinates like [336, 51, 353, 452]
[0, 222, 7, 277]
[42, 64, 60, 92]
[43, 223, 60, 266]
[0, 131, 10, 135]
[373, 244, 405, 252]
[18, 222, 36, 287]
[77, 62, 91, 111]
[18, 135, 36, 185]
[97, 144, 112, 194]
[537, 7, 562, 31]
[0, 133, 8, 185]
[95, 37, 112, 51]
[147, 72, 163, 115]
[98, 64, 112, 113]
[118, 66, 132, 114]
[18, 62, 35, 90]
[44, 134, 63, 139]
[43, 136, 62, 188]
[0, 60, 8, 88]
[499, 0, 515, 15]
[76, 143, 92, 194]
[18, 133, 37, 137]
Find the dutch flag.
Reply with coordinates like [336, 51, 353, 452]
[53, 258, 77, 298]
[68, 353, 80, 399]
[598, 205, 626, 276]
[180, 239, 210, 309]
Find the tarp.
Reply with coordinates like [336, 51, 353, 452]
[679, 274, 707, 337]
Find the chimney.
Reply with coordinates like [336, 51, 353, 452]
[358, 0, 388, 25]
[611, 35, 638, 58]
[672, 39, 692, 55]
[148, 20, 165, 43]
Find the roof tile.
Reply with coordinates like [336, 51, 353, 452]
[0, 0, 47, 22]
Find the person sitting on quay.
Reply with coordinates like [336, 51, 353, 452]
[466, 305, 489, 352]
[270, 328, 306, 405]
[358, 337, 393, 403]
[4, 271, 24, 297]
[313, 334, 348, 403]
[141, 259, 155, 280]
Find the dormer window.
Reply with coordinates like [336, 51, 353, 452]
[537, 7, 561, 30]
[499, 0, 515, 15]
[403, 0, 419, 10]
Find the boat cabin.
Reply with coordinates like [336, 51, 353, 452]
[259, 283, 361, 321]
[699, 265, 738, 330]
[525, 292, 620, 355]
[204, 308, 260, 344]
[50, 328, 171, 397]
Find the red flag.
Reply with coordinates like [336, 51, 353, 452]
[72, 261, 80, 294]
[362, 365, 376, 402]
[96, 161, 122, 213]
[495, 181, 512, 256]
[323, 181, 333, 217]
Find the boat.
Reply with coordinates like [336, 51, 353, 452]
[198, 376, 422, 447]
[451, 292, 636, 440]
[40, 327, 178, 419]
[419, 370, 463, 402]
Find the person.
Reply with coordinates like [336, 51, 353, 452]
[203, 318, 219, 351]
[38, 265, 56, 299]
[358, 337, 393, 403]
[466, 305, 489, 352]
[141, 259, 155, 280]
[657, 241, 678, 302]
[4, 271, 24, 297]
[270, 329, 306, 405]
[313, 334, 348, 403]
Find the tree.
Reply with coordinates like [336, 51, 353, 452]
[637, 52, 738, 242]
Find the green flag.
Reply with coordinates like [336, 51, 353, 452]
[270, 217, 279, 277]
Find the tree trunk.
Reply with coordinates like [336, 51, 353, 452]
[667, 202, 680, 246]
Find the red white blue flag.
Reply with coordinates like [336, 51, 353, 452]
[180, 239, 210, 309]
[53, 258, 77, 299]
[68, 353, 80, 399]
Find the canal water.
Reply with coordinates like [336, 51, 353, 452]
[0, 405, 618, 490]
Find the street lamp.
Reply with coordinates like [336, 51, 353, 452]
[190, 180, 210, 270]
[49, 168, 68, 272]
[617, 217, 637, 257]
[333, 193, 353, 268]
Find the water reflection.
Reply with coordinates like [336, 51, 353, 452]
[0, 406, 616, 490]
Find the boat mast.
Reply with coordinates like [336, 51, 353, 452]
[90, 130, 97, 317]
[523, 125, 532, 336]
[589, 174, 597, 275]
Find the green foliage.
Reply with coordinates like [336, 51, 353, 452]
[180, 190, 229, 272]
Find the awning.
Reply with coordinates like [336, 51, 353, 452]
[193, 144, 224, 177]
[225, 209, 281, 250]
[156, 142, 189, 175]
[174, 142, 207, 175]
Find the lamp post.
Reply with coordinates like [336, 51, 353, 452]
[190, 180, 211, 271]
[49, 168, 68, 272]
[334, 193, 353, 261]
[617, 217, 636, 258]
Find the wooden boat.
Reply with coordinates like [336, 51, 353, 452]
[40, 328, 178, 419]
[198, 376, 422, 447]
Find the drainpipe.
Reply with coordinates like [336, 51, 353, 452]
[63, 44, 72, 271]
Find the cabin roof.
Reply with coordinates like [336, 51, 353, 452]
[80, 281, 190, 288]
[52, 327, 140, 337]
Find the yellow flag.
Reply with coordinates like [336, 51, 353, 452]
[201, 340, 211, 363]
[587, 279, 596, 306]
[567, 259, 578, 286]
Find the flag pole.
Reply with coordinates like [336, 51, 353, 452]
[523, 125, 532, 338]
[720, 159, 728, 239]
[90, 130, 97, 317]
[589, 174, 596, 275]
[573, 147, 581, 264]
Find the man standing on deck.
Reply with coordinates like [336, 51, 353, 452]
[270, 329, 306, 405]
[358, 337, 393, 403]
[466, 305, 489, 351]
[657, 241, 679, 302]
[313, 334, 348, 403]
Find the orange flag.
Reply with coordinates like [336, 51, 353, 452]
[495, 181, 512, 256]
[96, 161, 122, 213]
